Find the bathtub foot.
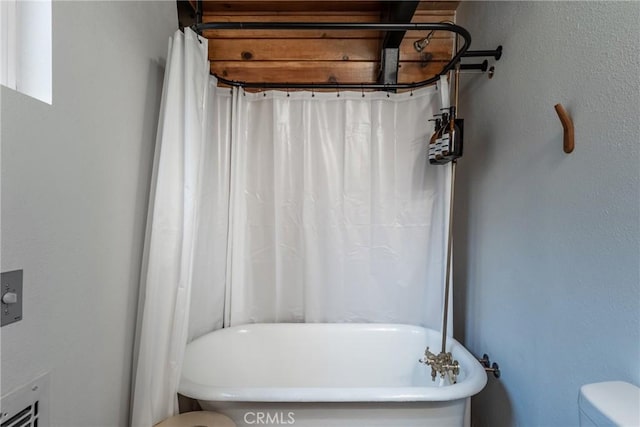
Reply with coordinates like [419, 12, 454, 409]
[420, 347, 460, 384]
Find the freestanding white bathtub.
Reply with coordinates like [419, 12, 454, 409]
[179, 323, 487, 427]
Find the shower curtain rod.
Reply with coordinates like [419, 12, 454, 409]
[192, 21, 475, 90]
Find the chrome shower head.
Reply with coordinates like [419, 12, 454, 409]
[413, 32, 434, 52]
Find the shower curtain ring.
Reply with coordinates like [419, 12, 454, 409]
[286, 85, 290, 97]
[311, 85, 315, 98]
[336, 84, 340, 98]
[361, 84, 365, 98]
[410, 85, 414, 96]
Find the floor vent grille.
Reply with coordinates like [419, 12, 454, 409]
[0, 374, 48, 427]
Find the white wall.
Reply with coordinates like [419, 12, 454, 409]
[1, 2, 176, 426]
[454, 2, 640, 426]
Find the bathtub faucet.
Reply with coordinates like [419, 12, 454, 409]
[420, 347, 460, 384]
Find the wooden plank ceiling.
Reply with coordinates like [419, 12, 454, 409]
[184, 1, 459, 88]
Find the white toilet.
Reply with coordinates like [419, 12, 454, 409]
[579, 381, 640, 426]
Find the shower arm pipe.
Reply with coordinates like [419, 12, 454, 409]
[192, 22, 472, 90]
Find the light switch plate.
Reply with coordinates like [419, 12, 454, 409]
[1, 270, 23, 327]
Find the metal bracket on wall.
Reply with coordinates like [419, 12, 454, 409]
[458, 45, 503, 79]
[479, 353, 501, 378]
[377, 1, 420, 89]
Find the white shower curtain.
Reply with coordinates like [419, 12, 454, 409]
[132, 27, 452, 425]
[130, 28, 231, 427]
[227, 88, 451, 327]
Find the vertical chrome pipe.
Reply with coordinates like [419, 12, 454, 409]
[441, 160, 456, 354]
[440, 38, 461, 355]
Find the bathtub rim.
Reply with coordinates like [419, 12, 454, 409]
[179, 323, 488, 403]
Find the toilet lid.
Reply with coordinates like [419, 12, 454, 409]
[579, 381, 640, 426]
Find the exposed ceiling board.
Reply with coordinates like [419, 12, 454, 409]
[207, 36, 453, 62]
[209, 59, 449, 84]
[188, 1, 459, 88]
[193, 1, 386, 13]
[417, 1, 460, 11]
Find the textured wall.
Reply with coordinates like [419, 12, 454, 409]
[454, 2, 640, 426]
[1, 2, 176, 426]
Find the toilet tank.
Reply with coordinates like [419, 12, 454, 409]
[579, 381, 640, 426]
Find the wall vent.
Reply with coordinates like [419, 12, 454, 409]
[0, 373, 49, 427]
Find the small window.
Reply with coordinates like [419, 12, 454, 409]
[0, 0, 52, 104]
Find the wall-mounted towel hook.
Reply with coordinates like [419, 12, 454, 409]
[554, 103, 574, 153]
